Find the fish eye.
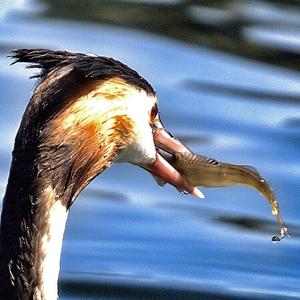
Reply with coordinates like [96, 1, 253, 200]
[150, 103, 158, 123]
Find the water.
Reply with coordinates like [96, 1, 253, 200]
[1, 1, 300, 299]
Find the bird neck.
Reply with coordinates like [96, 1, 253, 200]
[0, 154, 73, 299]
[0, 116, 121, 299]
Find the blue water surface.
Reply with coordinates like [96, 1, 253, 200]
[0, 1, 300, 299]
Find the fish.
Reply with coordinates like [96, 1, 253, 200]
[164, 151, 289, 242]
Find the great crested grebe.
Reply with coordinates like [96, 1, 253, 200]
[0, 49, 203, 299]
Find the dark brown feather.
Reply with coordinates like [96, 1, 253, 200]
[10, 48, 155, 95]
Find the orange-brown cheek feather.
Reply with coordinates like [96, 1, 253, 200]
[60, 107, 131, 177]
[38, 80, 134, 203]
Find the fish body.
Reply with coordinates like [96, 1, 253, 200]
[171, 152, 289, 241]
[173, 153, 267, 190]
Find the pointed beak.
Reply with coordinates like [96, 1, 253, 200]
[146, 127, 205, 199]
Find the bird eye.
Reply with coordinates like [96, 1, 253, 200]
[150, 103, 158, 123]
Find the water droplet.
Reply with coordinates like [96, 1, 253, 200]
[281, 227, 289, 237]
[272, 235, 281, 243]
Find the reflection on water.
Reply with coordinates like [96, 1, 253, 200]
[41, 0, 300, 71]
[183, 79, 300, 103]
[215, 214, 300, 239]
[82, 188, 129, 203]
[1, 1, 300, 299]
[284, 117, 300, 128]
[61, 278, 242, 300]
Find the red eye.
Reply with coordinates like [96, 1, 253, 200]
[150, 104, 158, 123]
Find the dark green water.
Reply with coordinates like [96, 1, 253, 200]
[0, 1, 300, 299]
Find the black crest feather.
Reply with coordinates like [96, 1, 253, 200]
[10, 48, 155, 95]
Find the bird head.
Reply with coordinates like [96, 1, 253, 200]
[10, 49, 203, 204]
[57, 76, 203, 198]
